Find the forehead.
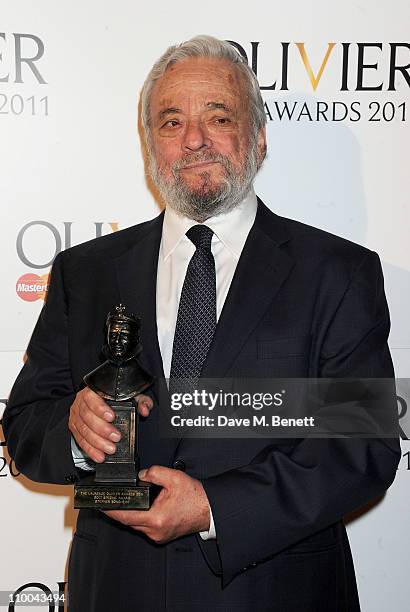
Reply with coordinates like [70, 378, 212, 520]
[150, 57, 246, 112]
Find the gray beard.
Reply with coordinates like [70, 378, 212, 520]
[148, 141, 260, 222]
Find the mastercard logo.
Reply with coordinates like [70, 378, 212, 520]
[16, 273, 50, 302]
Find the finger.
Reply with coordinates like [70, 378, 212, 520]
[82, 389, 116, 422]
[79, 403, 121, 442]
[71, 421, 105, 463]
[103, 509, 150, 528]
[73, 418, 117, 459]
[135, 394, 153, 418]
[103, 510, 168, 544]
[138, 465, 179, 487]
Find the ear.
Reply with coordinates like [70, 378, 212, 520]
[257, 126, 267, 165]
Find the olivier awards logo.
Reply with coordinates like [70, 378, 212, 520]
[228, 40, 410, 123]
[0, 31, 48, 116]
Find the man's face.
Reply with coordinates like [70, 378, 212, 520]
[147, 57, 266, 221]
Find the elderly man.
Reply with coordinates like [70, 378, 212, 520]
[4, 35, 400, 611]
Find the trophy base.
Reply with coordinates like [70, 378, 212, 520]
[74, 475, 160, 510]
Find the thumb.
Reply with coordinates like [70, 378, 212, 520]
[138, 465, 175, 487]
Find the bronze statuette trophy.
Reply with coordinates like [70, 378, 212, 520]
[74, 305, 157, 510]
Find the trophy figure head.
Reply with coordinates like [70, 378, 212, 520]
[83, 303, 152, 401]
[106, 305, 141, 363]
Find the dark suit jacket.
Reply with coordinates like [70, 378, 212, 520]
[3, 199, 400, 612]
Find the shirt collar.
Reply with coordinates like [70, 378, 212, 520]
[161, 188, 258, 261]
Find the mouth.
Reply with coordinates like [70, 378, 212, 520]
[179, 161, 220, 170]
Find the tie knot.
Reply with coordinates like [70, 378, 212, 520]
[186, 224, 213, 251]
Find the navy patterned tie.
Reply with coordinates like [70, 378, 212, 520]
[169, 224, 217, 392]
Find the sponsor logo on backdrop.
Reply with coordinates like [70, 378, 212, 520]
[16, 273, 49, 302]
[15, 221, 118, 302]
[0, 32, 48, 116]
[229, 40, 409, 122]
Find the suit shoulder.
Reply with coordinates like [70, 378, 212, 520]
[267, 210, 376, 266]
[288, 216, 369, 253]
[281, 216, 384, 290]
[58, 214, 163, 265]
[257, 201, 380, 283]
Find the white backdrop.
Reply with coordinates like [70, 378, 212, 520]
[1, 1, 409, 610]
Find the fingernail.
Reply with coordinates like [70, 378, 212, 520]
[104, 411, 114, 421]
[104, 443, 116, 453]
[109, 432, 121, 442]
[139, 469, 147, 479]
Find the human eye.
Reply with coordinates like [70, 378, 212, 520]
[207, 114, 234, 129]
[160, 119, 180, 129]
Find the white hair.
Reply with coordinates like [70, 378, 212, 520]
[141, 34, 266, 144]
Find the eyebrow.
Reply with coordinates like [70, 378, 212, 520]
[158, 107, 182, 120]
[206, 102, 232, 112]
[158, 101, 233, 121]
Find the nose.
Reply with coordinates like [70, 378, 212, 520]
[182, 120, 211, 153]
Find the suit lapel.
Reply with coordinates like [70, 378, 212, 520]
[202, 199, 295, 378]
[113, 215, 165, 380]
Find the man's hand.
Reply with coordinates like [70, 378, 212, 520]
[69, 388, 153, 463]
[103, 465, 210, 543]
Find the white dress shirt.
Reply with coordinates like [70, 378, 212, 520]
[72, 188, 258, 540]
[157, 189, 257, 379]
